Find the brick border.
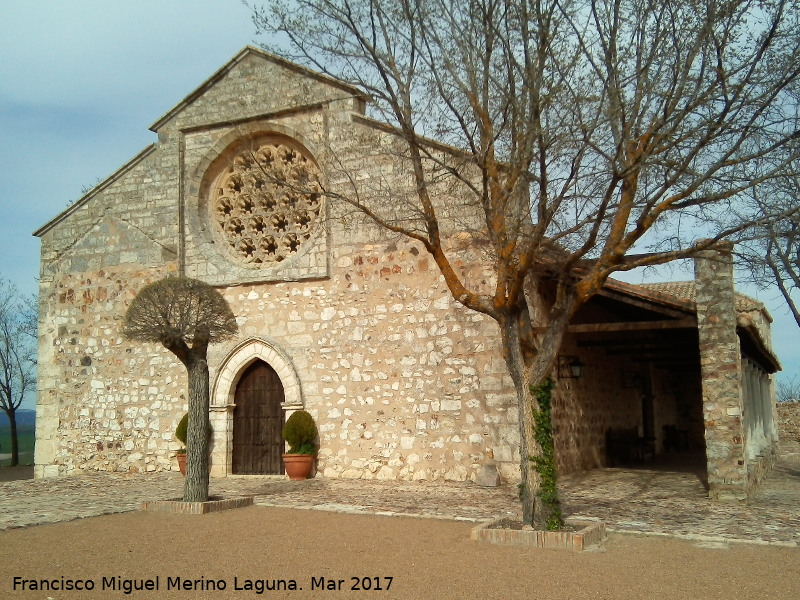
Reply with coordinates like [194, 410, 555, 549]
[140, 496, 254, 515]
[471, 518, 606, 551]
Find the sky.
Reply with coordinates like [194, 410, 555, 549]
[0, 0, 797, 412]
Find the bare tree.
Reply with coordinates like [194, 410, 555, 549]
[251, 0, 800, 527]
[736, 165, 800, 327]
[777, 375, 800, 403]
[0, 279, 36, 467]
[124, 277, 237, 502]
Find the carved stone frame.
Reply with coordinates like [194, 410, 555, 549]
[209, 337, 304, 476]
[184, 121, 330, 287]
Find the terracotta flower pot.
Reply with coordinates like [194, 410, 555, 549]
[177, 453, 187, 476]
[283, 454, 314, 480]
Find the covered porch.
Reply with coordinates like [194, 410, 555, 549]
[549, 245, 781, 501]
[551, 281, 707, 475]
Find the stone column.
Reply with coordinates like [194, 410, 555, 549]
[33, 281, 62, 479]
[694, 242, 748, 501]
[209, 404, 233, 477]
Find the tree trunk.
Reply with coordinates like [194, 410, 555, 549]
[499, 287, 575, 529]
[4, 408, 19, 467]
[184, 357, 211, 502]
[499, 314, 545, 527]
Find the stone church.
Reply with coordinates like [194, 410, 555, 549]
[33, 47, 781, 500]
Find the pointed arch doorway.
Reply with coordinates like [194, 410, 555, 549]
[232, 361, 285, 475]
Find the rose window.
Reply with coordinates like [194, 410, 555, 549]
[210, 142, 324, 265]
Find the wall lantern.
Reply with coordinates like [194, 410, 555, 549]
[559, 355, 585, 379]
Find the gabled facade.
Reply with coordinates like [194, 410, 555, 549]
[33, 47, 521, 483]
[34, 48, 779, 500]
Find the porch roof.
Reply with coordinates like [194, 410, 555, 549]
[590, 279, 781, 374]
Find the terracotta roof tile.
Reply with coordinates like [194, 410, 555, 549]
[636, 281, 764, 313]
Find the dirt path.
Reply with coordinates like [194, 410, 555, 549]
[1, 506, 797, 599]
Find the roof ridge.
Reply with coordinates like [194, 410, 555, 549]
[149, 46, 369, 133]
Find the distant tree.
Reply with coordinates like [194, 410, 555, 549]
[777, 375, 800, 403]
[736, 168, 800, 327]
[0, 279, 37, 467]
[251, 0, 800, 528]
[124, 277, 237, 502]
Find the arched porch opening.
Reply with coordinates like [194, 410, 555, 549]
[210, 338, 303, 476]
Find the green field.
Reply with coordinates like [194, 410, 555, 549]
[0, 426, 35, 466]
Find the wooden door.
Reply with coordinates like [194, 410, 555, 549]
[232, 361, 285, 474]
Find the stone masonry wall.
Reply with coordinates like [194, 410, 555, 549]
[35, 237, 522, 481]
[207, 237, 520, 482]
[695, 244, 777, 500]
[35, 266, 187, 476]
[35, 143, 184, 478]
[34, 49, 522, 482]
[777, 401, 800, 442]
[552, 342, 642, 472]
[552, 340, 704, 472]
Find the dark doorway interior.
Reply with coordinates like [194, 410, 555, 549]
[232, 361, 285, 474]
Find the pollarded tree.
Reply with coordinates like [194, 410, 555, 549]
[251, 0, 800, 528]
[124, 277, 237, 502]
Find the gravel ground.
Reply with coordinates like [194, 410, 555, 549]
[1, 506, 798, 600]
[0, 408, 796, 598]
